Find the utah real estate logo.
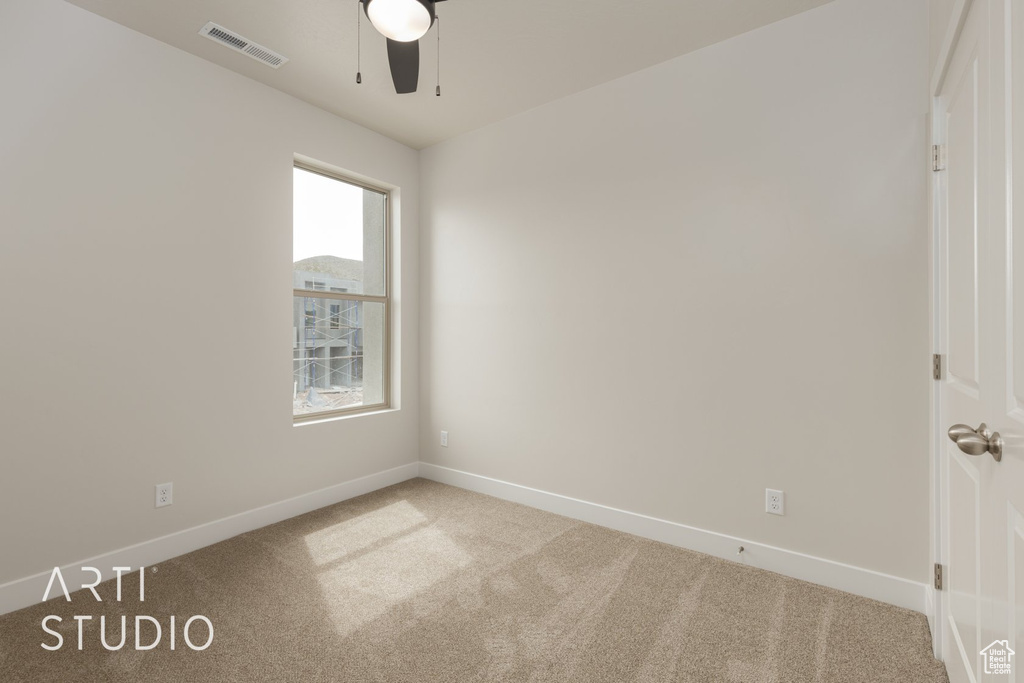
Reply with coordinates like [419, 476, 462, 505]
[981, 640, 1015, 676]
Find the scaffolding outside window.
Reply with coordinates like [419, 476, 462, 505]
[292, 163, 389, 421]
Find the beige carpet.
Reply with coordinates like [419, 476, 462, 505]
[0, 478, 947, 682]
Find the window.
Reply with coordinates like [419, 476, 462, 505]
[305, 298, 317, 329]
[293, 163, 389, 420]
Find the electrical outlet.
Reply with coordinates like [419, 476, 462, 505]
[156, 482, 173, 508]
[440, 430, 449, 447]
[765, 489, 784, 516]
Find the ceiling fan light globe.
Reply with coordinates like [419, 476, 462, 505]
[366, 0, 433, 42]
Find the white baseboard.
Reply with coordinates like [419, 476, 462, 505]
[419, 463, 928, 614]
[924, 586, 939, 658]
[1, 461, 929, 618]
[0, 462, 420, 617]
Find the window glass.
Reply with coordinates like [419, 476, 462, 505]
[293, 167, 385, 297]
[293, 165, 388, 419]
[292, 298, 385, 416]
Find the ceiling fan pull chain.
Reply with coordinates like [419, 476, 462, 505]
[356, 0, 363, 84]
[436, 15, 441, 96]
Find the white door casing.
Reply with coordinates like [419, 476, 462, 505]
[935, 1, 1024, 681]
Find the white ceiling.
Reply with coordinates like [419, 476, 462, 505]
[65, 0, 834, 149]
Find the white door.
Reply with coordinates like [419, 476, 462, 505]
[937, 1, 1024, 681]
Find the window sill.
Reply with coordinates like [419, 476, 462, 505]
[292, 405, 397, 427]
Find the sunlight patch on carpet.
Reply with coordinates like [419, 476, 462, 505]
[303, 500, 428, 566]
[314, 525, 472, 637]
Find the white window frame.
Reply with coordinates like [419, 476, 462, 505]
[293, 161, 390, 422]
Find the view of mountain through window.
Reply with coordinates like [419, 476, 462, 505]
[293, 165, 388, 419]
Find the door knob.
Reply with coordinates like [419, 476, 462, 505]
[947, 423, 1003, 461]
[947, 423, 977, 442]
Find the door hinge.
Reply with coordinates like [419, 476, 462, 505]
[933, 145, 947, 172]
[933, 354, 942, 380]
[934, 563, 943, 590]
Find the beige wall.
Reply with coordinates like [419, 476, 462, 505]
[930, 0, 958, 79]
[1, 0, 935, 589]
[0, 0, 418, 584]
[419, 0, 931, 581]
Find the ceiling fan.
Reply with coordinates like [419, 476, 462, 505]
[359, 0, 448, 95]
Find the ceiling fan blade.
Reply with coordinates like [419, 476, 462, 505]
[386, 38, 419, 94]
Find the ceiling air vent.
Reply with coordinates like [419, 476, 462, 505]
[198, 22, 289, 69]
